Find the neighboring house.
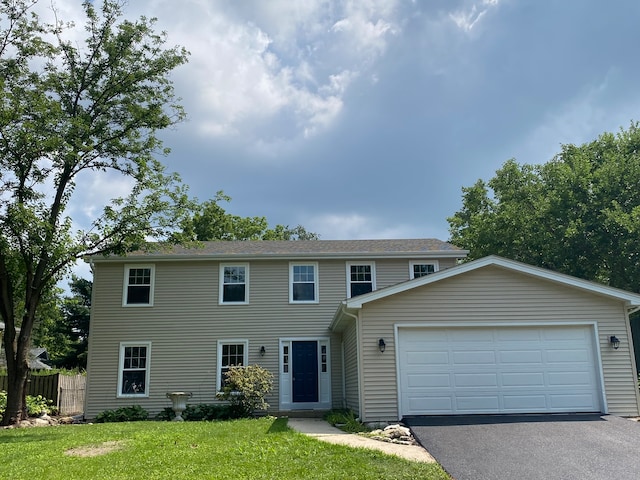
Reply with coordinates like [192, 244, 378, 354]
[0, 323, 51, 371]
[84, 240, 640, 421]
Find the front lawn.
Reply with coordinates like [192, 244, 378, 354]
[0, 417, 449, 479]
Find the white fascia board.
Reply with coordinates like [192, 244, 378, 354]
[345, 255, 640, 309]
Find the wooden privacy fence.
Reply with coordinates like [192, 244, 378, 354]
[0, 373, 86, 415]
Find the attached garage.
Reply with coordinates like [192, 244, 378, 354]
[332, 256, 640, 422]
[397, 324, 603, 416]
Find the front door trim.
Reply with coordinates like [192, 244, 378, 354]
[279, 337, 331, 411]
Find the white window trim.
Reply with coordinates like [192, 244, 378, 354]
[409, 260, 440, 279]
[216, 339, 249, 392]
[289, 262, 319, 304]
[117, 341, 151, 398]
[219, 263, 250, 305]
[346, 261, 376, 298]
[122, 264, 155, 307]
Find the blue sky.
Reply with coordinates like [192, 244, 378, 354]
[55, 0, 640, 244]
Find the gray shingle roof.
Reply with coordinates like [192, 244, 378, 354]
[93, 239, 467, 261]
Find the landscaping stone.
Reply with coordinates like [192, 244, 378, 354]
[364, 423, 418, 445]
[1, 414, 84, 429]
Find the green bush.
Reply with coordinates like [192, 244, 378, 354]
[216, 364, 273, 417]
[0, 391, 58, 422]
[25, 394, 58, 417]
[323, 409, 369, 433]
[156, 403, 236, 421]
[95, 405, 148, 423]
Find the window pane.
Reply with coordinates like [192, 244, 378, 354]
[293, 265, 314, 282]
[121, 371, 146, 395]
[350, 265, 372, 282]
[129, 268, 151, 285]
[413, 264, 435, 277]
[351, 282, 373, 297]
[127, 285, 150, 304]
[224, 266, 245, 284]
[223, 284, 246, 302]
[293, 283, 315, 301]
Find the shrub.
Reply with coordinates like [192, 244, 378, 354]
[95, 405, 148, 423]
[0, 391, 58, 422]
[25, 394, 58, 417]
[217, 365, 273, 417]
[156, 403, 235, 421]
[323, 409, 369, 433]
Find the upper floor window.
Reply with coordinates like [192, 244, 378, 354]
[123, 265, 154, 306]
[220, 264, 249, 304]
[347, 262, 375, 297]
[290, 263, 319, 303]
[410, 261, 439, 279]
[118, 341, 151, 397]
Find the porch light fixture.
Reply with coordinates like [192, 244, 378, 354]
[610, 336, 620, 350]
[260, 346, 266, 356]
[378, 338, 386, 353]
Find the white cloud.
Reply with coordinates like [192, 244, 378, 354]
[133, 0, 402, 151]
[449, 0, 500, 32]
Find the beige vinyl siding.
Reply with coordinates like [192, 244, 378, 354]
[342, 320, 360, 414]
[86, 253, 463, 418]
[357, 266, 640, 422]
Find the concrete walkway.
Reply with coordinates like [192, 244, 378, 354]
[286, 417, 436, 463]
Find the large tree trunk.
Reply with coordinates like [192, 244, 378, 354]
[3, 363, 29, 426]
[1, 320, 31, 426]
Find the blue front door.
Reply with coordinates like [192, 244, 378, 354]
[292, 341, 319, 403]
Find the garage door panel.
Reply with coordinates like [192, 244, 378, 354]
[550, 394, 598, 409]
[407, 351, 449, 365]
[496, 328, 543, 342]
[501, 372, 545, 386]
[407, 373, 451, 388]
[546, 349, 590, 363]
[503, 395, 548, 410]
[499, 350, 543, 364]
[456, 396, 500, 411]
[453, 350, 496, 365]
[548, 371, 594, 386]
[454, 373, 498, 387]
[399, 326, 602, 416]
[410, 396, 453, 412]
[452, 330, 495, 342]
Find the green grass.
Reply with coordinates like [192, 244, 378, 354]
[0, 417, 450, 479]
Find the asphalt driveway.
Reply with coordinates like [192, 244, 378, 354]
[405, 414, 640, 480]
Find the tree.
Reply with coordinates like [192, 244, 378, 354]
[33, 276, 92, 369]
[448, 122, 640, 293]
[0, 0, 190, 425]
[176, 191, 319, 241]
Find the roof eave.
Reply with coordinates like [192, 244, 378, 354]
[86, 249, 469, 263]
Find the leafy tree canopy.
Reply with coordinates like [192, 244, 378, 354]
[0, 0, 190, 425]
[448, 122, 640, 292]
[175, 191, 319, 241]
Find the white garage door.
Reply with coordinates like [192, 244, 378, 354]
[398, 325, 603, 416]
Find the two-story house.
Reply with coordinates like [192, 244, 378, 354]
[84, 239, 640, 421]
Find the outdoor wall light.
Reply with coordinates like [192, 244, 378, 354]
[260, 346, 266, 356]
[610, 336, 620, 350]
[378, 338, 386, 353]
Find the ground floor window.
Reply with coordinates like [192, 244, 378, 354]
[118, 341, 151, 397]
[217, 340, 248, 391]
